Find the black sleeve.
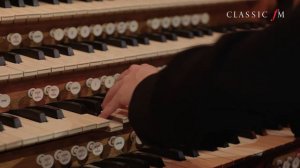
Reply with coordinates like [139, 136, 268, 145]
[129, 6, 300, 148]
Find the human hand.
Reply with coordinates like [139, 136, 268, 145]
[100, 64, 159, 118]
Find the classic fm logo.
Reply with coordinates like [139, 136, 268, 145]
[226, 9, 285, 22]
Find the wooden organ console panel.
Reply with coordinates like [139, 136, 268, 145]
[0, 0, 299, 168]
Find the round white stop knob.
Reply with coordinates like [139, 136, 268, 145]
[87, 141, 104, 156]
[283, 160, 291, 168]
[71, 145, 88, 161]
[64, 27, 78, 40]
[201, 13, 210, 24]
[105, 23, 116, 35]
[0, 94, 11, 108]
[78, 26, 91, 38]
[65, 82, 81, 95]
[116, 22, 127, 34]
[50, 28, 64, 41]
[7, 33, 22, 46]
[91, 24, 103, 37]
[161, 17, 171, 29]
[109, 136, 125, 150]
[86, 78, 101, 91]
[29, 31, 44, 43]
[28, 88, 44, 102]
[191, 14, 201, 26]
[54, 150, 71, 166]
[105, 76, 116, 89]
[171, 16, 181, 28]
[44, 85, 60, 99]
[113, 73, 121, 80]
[128, 20, 139, 33]
[36, 154, 54, 168]
[147, 18, 160, 30]
[181, 15, 191, 27]
[292, 157, 300, 168]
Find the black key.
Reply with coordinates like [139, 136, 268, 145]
[66, 42, 94, 53]
[187, 29, 204, 37]
[0, 0, 11, 8]
[24, 0, 39, 6]
[0, 121, 4, 131]
[128, 35, 150, 45]
[107, 157, 149, 168]
[9, 109, 47, 123]
[11, 48, 45, 60]
[197, 27, 213, 35]
[97, 38, 127, 48]
[121, 152, 165, 168]
[171, 30, 194, 38]
[65, 98, 101, 116]
[233, 129, 257, 139]
[46, 44, 74, 56]
[0, 56, 6, 66]
[0, 113, 22, 128]
[48, 101, 88, 114]
[176, 147, 199, 157]
[212, 26, 228, 33]
[80, 96, 105, 104]
[161, 32, 177, 41]
[35, 46, 60, 58]
[60, 0, 73, 3]
[28, 105, 64, 119]
[119, 36, 139, 46]
[140, 147, 186, 161]
[92, 160, 129, 168]
[11, 0, 25, 7]
[3, 52, 22, 64]
[40, 0, 59, 4]
[94, 93, 106, 97]
[84, 41, 108, 51]
[145, 33, 167, 42]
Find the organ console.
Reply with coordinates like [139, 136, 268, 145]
[0, 0, 298, 168]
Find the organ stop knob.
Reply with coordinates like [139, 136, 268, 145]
[128, 20, 139, 33]
[201, 13, 210, 24]
[78, 26, 91, 38]
[50, 28, 64, 41]
[44, 85, 60, 99]
[86, 78, 101, 91]
[28, 88, 44, 102]
[65, 82, 81, 95]
[87, 141, 104, 156]
[7, 33, 22, 46]
[64, 27, 78, 40]
[108, 136, 125, 151]
[54, 150, 72, 166]
[36, 154, 54, 168]
[191, 14, 201, 26]
[91, 24, 103, 37]
[100, 76, 116, 89]
[147, 18, 161, 30]
[181, 15, 192, 27]
[71, 145, 88, 161]
[0, 94, 11, 108]
[116, 22, 128, 34]
[29, 31, 44, 43]
[105, 23, 116, 35]
[171, 16, 181, 28]
[161, 17, 171, 29]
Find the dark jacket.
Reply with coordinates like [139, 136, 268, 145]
[129, 6, 300, 149]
